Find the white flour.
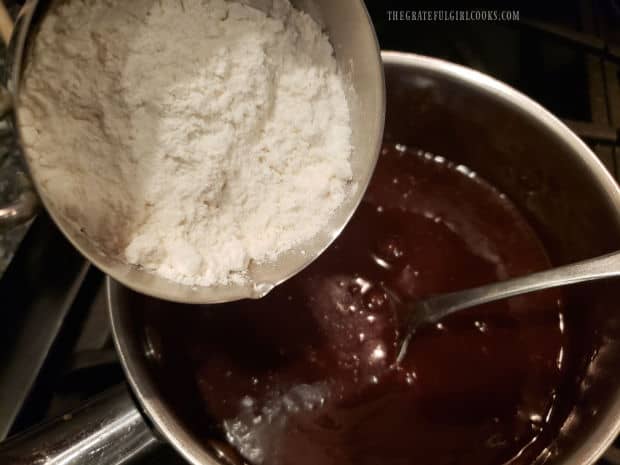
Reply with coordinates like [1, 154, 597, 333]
[19, 0, 353, 286]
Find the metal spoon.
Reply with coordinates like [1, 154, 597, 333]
[396, 250, 620, 363]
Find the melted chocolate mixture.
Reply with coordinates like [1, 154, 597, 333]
[134, 144, 570, 465]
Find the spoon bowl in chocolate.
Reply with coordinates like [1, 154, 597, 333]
[397, 249, 620, 363]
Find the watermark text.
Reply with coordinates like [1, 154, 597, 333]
[387, 10, 520, 22]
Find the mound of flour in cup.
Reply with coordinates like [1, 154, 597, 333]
[19, 0, 353, 286]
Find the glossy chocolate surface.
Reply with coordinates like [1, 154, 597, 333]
[134, 144, 574, 465]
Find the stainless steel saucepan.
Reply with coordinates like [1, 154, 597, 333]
[2, 51, 620, 465]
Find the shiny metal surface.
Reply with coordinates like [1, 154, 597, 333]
[106, 52, 620, 465]
[398, 250, 620, 362]
[0, 385, 159, 465]
[5, 0, 385, 304]
[0, 83, 37, 226]
[109, 281, 226, 465]
[0, 172, 37, 226]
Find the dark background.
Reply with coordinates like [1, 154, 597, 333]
[364, 0, 620, 124]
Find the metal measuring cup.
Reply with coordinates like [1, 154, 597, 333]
[0, 0, 385, 303]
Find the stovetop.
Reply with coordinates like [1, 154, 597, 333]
[1, 1, 620, 464]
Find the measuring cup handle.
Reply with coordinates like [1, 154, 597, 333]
[0, 85, 37, 226]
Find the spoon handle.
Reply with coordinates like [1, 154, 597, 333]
[414, 250, 620, 327]
[396, 250, 620, 364]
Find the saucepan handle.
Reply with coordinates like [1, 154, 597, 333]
[0, 1, 37, 226]
[0, 384, 160, 465]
